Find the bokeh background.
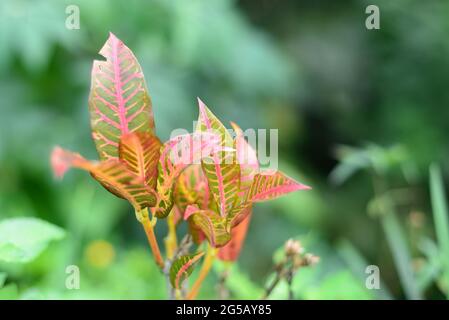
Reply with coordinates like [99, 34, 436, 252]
[1, 0, 449, 299]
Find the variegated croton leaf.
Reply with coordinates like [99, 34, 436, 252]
[173, 165, 210, 244]
[89, 33, 155, 160]
[247, 170, 310, 202]
[196, 99, 240, 218]
[119, 131, 161, 189]
[169, 252, 205, 290]
[185, 205, 231, 247]
[174, 165, 210, 212]
[152, 132, 223, 218]
[217, 122, 258, 260]
[52, 34, 163, 214]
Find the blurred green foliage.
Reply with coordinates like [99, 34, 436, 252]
[1, 0, 449, 299]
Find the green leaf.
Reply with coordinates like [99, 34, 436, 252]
[0, 217, 65, 263]
[0, 283, 18, 300]
[89, 33, 156, 160]
[169, 252, 204, 289]
[330, 144, 410, 185]
[0, 273, 6, 288]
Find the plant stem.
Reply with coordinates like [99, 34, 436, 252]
[286, 267, 294, 300]
[138, 208, 164, 269]
[186, 246, 216, 300]
[262, 265, 284, 300]
[164, 213, 178, 260]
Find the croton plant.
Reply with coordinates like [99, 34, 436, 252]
[51, 33, 310, 299]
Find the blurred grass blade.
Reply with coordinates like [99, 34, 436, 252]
[381, 210, 421, 299]
[429, 164, 449, 298]
[416, 238, 441, 291]
[337, 240, 392, 299]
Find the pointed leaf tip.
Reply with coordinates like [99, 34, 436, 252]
[197, 98, 208, 119]
[51, 146, 67, 178]
[50, 147, 156, 210]
[229, 121, 241, 133]
[248, 171, 310, 202]
[197, 97, 205, 107]
[51, 146, 85, 179]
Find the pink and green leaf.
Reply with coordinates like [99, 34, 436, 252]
[186, 205, 231, 248]
[196, 98, 233, 148]
[153, 133, 222, 218]
[201, 151, 240, 217]
[196, 99, 241, 217]
[174, 165, 210, 212]
[89, 33, 155, 160]
[119, 132, 161, 189]
[247, 170, 310, 202]
[169, 252, 205, 289]
[230, 121, 259, 201]
[51, 146, 156, 210]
